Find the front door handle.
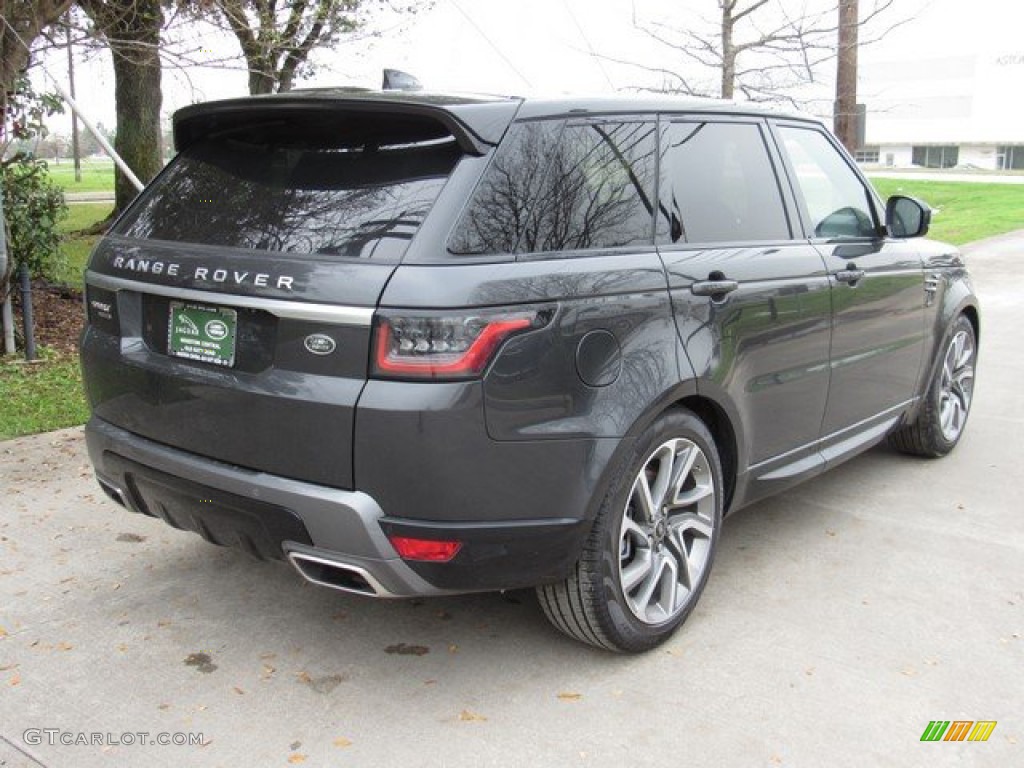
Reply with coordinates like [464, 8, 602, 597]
[691, 279, 739, 298]
[835, 268, 865, 284]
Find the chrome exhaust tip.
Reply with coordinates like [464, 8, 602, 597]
[286, 551, 392, 598]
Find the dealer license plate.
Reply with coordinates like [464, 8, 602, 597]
[168, 302, 237, 367]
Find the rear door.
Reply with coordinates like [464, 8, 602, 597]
[81, 110, 467, 490]
[656, 116, 833, 488]
[771, 122, 925, 452]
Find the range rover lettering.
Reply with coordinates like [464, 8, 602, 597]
[80, 90, 979, 652]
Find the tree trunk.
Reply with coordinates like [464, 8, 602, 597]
[720, 4, 735, 99]
[834, 0, 859, 152]
[110, 38, 161, 212]
[248, 66, 275, 95]
[81, 0, 164, 214]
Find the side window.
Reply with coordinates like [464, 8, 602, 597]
[777, 125, 878, 239]
[449, 121, 563, 255]
[658, 121, 791, 245]
[450, 120, 657, 256]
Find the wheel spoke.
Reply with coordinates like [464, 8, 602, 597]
[631, 471, 657, 523]
[621, 514, 648, 543]
[668, 511, 714, 540]
[633, 552, 671, 617]
[671, 481, 714, 509]
[620, 548, 653, 593]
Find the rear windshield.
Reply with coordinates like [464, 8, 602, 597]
[116, 119, 461, 261]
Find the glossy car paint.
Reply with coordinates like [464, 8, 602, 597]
[80, 91, 978, 597]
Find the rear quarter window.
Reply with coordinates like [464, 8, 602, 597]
[450, 119, 658, 256]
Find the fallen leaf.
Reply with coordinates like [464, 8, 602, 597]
[557, 692, 582, 701]
[900, 666, 917, 677]
[385, 643, 429, 656]
[825, 529, 837, 537]
[233, 686, 245, 695]
[296, 671, 312, 685]
[56, 641, 73, 651]
[0, 626, 8, 638]
[184, 652, 218, 674]
[459, 709, 487, 722]
[117, 643, 128, 653]
[288, 755, 307, 764]
[9, 672, 21, 686]
[261, 664, 276, 680]
[333, 737, 353, 748]
[289, 741, 302, 751]
[157, 703, 170, 710]
[448, 644, 459, 654]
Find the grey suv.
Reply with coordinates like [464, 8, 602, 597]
[80, 90, 979, 652]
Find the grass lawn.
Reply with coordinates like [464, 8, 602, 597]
[46, 159, 115, 193]
[56, 202, 114, 289]
[870, 179, 1024, 245]
[0, 349, 89, 441]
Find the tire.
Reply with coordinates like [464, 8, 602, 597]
[537, 408, 723, 653]
[889, 314, 976, 458]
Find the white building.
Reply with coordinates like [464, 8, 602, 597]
[857, 0, 1024, 170]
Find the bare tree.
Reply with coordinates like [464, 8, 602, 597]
[194, 1, 425, 95]
[627, 0, 897, 108]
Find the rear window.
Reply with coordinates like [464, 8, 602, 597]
[116, 119, 461, 261]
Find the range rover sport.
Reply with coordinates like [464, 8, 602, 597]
[80, 90, 979, 652]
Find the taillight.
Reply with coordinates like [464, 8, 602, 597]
[372, 307, 552, 380]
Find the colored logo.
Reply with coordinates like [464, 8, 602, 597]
[920, 720, 997, 742]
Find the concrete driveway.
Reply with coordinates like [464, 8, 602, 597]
[2, 233, 1021, 768]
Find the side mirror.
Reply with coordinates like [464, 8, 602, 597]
[886, 195, 931, 239]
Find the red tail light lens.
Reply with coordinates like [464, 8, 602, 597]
[372, 308, 551, 380]
[388, 535, 462, 562]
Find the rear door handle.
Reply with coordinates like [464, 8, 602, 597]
[835, 268, 865, 284]
[691, 279, 739, 298]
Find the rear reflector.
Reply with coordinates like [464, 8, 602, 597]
[388, 535, 463, 562]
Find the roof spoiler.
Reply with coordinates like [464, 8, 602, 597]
[173, 94, 520, 157]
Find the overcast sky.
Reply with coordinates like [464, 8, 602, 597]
[29, 0, 1024, 134]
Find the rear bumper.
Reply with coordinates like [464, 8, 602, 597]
[84, 417, 591, 596]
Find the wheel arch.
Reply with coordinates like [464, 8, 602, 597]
[672, 395, 739, 514]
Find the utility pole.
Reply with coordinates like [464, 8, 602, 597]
[834, 0, 859, 153]
[66, 20, 82, 182]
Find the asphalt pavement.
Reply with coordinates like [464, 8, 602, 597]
[1, 232, 1022, 768]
